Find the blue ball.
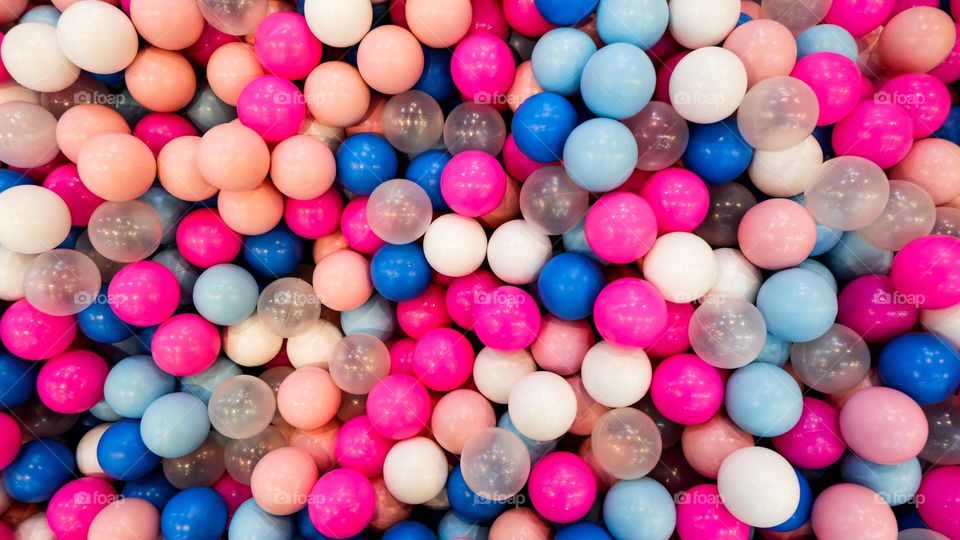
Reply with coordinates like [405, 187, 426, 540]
[140, 393, 210, 458]
[603, 478, 676, 540]
[531, 28, 597, 95]
[537, 253, 605, 320]
[77, 286, 136, 344]
[19, 5, 60, 25]
[580, 43, 655, 119]
[498, 412, 557, 463]
[933, 105, 960, 145]
[0, 351, 36, 407]
[683, 118, 753, 185]
[336, 134, 398, 195]
[192, 264, 259, 326]
[370, 243, 431, 302]
[0, 169, 30, 193]
[794, 258, 838, 294]
[415, 46, 455, 102]
[446, 465, 508, 523]
[725, 362, 803, 437]
[753, 332, 791, 366]
[556, 522, 612, 540]
[161, 487, 228, 540]
[122, 471, 181, 511]
[104, 355, 176, 418]
[767, 469, 812, 532]
[385, 521, 438, 540]
[137, 325, 159, 353]
[562, 218, 602, 261]
[534, 0, 598, 25]
[229, 499, 294, 540]
[97, 419, 161, 480]
[57, 226, 83, 249]
[438, 511, 488, 540]
[243, 225, 304, 278]
[406, 150, 451, 211]
[792, 195, 843, 257]
[812, 124, 835, 158]
[822, 231, 893, 282]
[757, 268, 838, 343]
[88, 69, 126, 87]
[341, 293, 396, 340]
[595, 0, 668, 50]
[796, 24, 858, 61]
[180, 357, 242, 404]
[512, 92, 580, 163]
[1, 439, 75, 503]
[563, 118, 638, 192]
[141, 186, 190, 245]
[841, 454, 922, 507]
[879, 333, 960, 406]
[90, 401, 123, 422]
[737, 12, 752, 26]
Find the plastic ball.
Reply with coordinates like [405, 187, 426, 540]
[717, 446, 800, 528]
[366, 374, 430, 440]
[602, 478, 675, 540]
[366, 179, 433, 246]
[757, 267, 839, 343]
[46, 477, 116, 540]
[832, 101, 914, 169]
[1, 298, 77, 360]
[518, 166, 588, 235]
[161, 433, 223, 488]
[256, 277, 322, 338]
[446, 464, 507, 524]
[160, 486, 228, 540]
[840, 386, 928, 465]
[773, 397, 845, 469]
[723, 19, 797, 87]
[508, 371, 576, 442]
[584, 192, 657, 263]
[88, 497, 161, 540]
[563, 118, 638, 192]
[0, 185, 72, 255]
[0, 23, 79, 92]
[650, 353, 724, 426]
[250, 447, 318, 516]
[254, 11, 321, 81]
[527, 452, 596, 524]
[738, 198, 817, 270]
[442, 102, 506, 156]
[580, 341, 652, 408]
[224, 426, 287, 485]
[622, 101, 688, 172]
[303, 0, 372, 47]
[20, 248, 99, 316]
[472, 347, 536, 405]
[536, 253, 604, 321]
[682, 118, 754, 185]
[330, 334, 390, 395]
[97, 419, 161, 481]
[236, 75, 306, 143]
[811, 483, 898, 540]
[431, 389, 495, 455]
[891, 139, 960, 205]
[669, 47, 746, 124]
[725, 362, 803, 437]
[592, 408, 662, 480]
[422, 214, 487, 278]
[1, 438, 75, 503]
[891, 235, 960, 310]
[460, 427, 531, 501]
[197, 0, 267, 36]
[357, 25, 423, 95]
[581, 43, 655, 120]
[530, 28, 596, 96]
[511, 93, 577, 165]
[56, 1, 137, 74]
[791, 323, 871, 393]
[688, 298, 767, 369]
[383, 437, 448, 505]
[36, 349, 108, 414]
[878, 333, 960, 406]
[207, 374, 275, 440]
[878, 6, 956, 74]
[140, 392, 211, 459]
[668, 0, 738, 48]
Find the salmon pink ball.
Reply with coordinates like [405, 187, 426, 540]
[340, 197, 385, 255]
[176, 209, 243, 268]
[151, 314, 221, 376]
[879, 74, 951, 138]
[335, 416, 394, 478]
[284, 189, 343, 240]
[528, 452, 597, 524]
[47, 477, 116, 540]
[254, 12, 321, 81]
[584, 192, 658, 264]
[638, 168, 710, 234]
[196, 123, 270, 192]
[36, 350, 108, 414]
[451, 34, 517, 103]
[445, 271, 502, 329]
[413, 328, 475, 391]
[891, 235, 960, 310]
[441, 151, 507, 218]
[790, 52, 861, 126]
[650, 353, 724, 426]
[772, 397, 845, 469]
[473, 286, 542, 350]
[108, 261, 181, 327]
[356, 25, 424, 95]
[839, 386, 928, 464]
[77, 133, 157, 202]
[366, 374, 431, 440]
[837, 274, 919, 343]
[738, 199, 817, 270]
[832, 101, 914, 169]
[237, 75, 306, 142]
[133, 113, 197, 156]
[0, 299, 77, 360]
[42, 164, 104, 226]
[531, 316, 594, 375]
[312, 249, 373, 312]
[397, 284, 452, 339]
[593, 278, 667, 348]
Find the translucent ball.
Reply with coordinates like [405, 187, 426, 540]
[859, 180, 936, 251]
[76, 231, 124, 282]
[257, 277, 322, 338]
[381, 90, 444, 155]
[198, 0, 268, 36]
[790, 324, 871, 394]
[591, 407, 662, 480]
[624, 101, 689, 172]
[460, 427, 531, 501]
[224, 425, 286, 485]
[22, 249, 101, 316]
[737, 76, 819, 152]
[207, 374, 276, 440]
[329, 334, 391, 395]
[920, 398, 960, 465]
[443, 102, 507, 155]
[366, 179, 433, 245]
[162, 434, 225, 489]
[689, 297, 768, 369]
[805, 156, 891, 231]
[760, 0, 831, 33]
[519, 166, 590, 235]
[87, 200, 164, 263]
[0, 101, 59, 168]
[932, 207, 960, 238]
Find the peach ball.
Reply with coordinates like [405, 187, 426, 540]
[207, 42, 265, 106]
[55, 104, 131, 163]
[125, 48, 197, 113]
[77, 133, 157, 202]
[270, 135, 337, 200]
[196, 123, 270, 192]
[304, 62, 371, 128]
[217, 181, 284, 235]
[312, 249, 373, 312]
[724, 20, 798, 87]
[131, 0, 205, 51]
[357, 25, 424, 95]
[157, 136, 219, 202]
[879, 7, 957, 73]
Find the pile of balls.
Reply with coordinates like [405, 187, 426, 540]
[1, 0, 960, 538]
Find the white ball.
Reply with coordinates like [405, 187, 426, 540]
[507, 371, 577, 441]
[473, 347, 537, 404]
[0, 81, 40, 106]
[423, 214, 488, 277]
[717, 446, 801, 528]
[668, 0, 740, 48]
[580, 341, 652, 408]
[76, 423, 110, 478]
[286, 318, 343, 369]
[749, 135, 824, 197]
[642, 232, 718, 303]
[15, 513, 56, 540]
[56, 1, 138, 74]
[0, 23, 79, 92]
[0, 185, 71, 254]
[304, 0, 373, 48]
[383, 437, 449, 504]
[669, 47, 747, 124]
[0, 246, 34, 301]
[922, 304, 960, 349]
[487, 219, 553, 285]
[222, 315, 283, 367]
[702, 248, 763, 304]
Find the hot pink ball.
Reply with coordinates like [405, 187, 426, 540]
[254, 12, 322, 81]
[837, 274, 919, 343]
[184, 23, 239, 66]
[43, 164, 104, 226]
[929, 22, 960, 84]
[366, 374, 431, 440]
[811, 483, 898, 540]
[772, 397, 846, 469]
[824, 0, 896, 37]
[413, 327, 475, 391]
[790, 53, 862, 126]
[646, 301, 695, 358]
[176, 209, 243, 268]
[676, 484, 750, 540]
[650, 353, 724, 426]
[108, 261, 181, 327]
[36, 350, 108, 414]
[46, 477, 116, 540]
[654, 52, 689, 104]
[237, 75, 307, 142]
[133, 113, 198, 156]
[151, 313, 221, 376]
[397, 284, 452, 339]
[284, 189, 343, 240]
[879, 73, 952, 138]
[213, 472, 253, 516]
[891, 234, 960, 309]
[531, 316, 594, 375]
[503, 134, 553, 181]
[340, 197, 386, 255]
[528, 452, 597, 524]
[450, 34, 517, 104]
[441, 150, 507, 217]
[472, 286, 542, 350]
[584, 192, 658, 264]
[308, 469, 376, 539]
[593, 278, 668, 348]
[444, 271, 501, 329]
[470, 0, 511, 41]
[917, 466, 960, 539]
[832, 101, 914, 169]
[0, 412, 19, 470]
[388, 338, 417, 376]
[0, 299, 77, 360]
[638, 168, 710, 233]
[335, 416, 395, 478]
[502, 0, 555, 37]
[839, 386, 928, 465]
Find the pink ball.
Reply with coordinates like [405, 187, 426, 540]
[397, 284, 452, 339]
[441, 150, 507, 217]
[832, 101, 914, 169]
[366, 374, 431, 440]
[528, 452, 597, 524]
[388, 338, 417, 375]
[917, 466, 960, 539]
[340, 197, 385, 255]
[824, 0, 896, 37]
[530, 316, 594, 375]
[0, 412, 21, 470]
[469, 0, 511, 42]
[929, 22, 960, 84]
[503, 134, 553, 182]
[790, 53, 862, 126]
[0, 299, 76, 360]
[184, 23, 239, 66]
[811, 483, 898, 540]
[891, 234, 960, 309]
[36, 350, 109, 414]
[472, 286, 542, 350]
[412, 327, 475, 391]
[176, 209, 243, 268]
[284, 189, 344, 240]
[46, 477, 116, 540]
[772, 397, 846, 469]
[450, 34, 517, 103]
[837, 274, 919, 343]
[254, 12, 322, 81]
[839, 386, 928, 464]
[213, 472, 252, 516]
[335, 416, 395, 478]
[43, 164, 104, 226]
[676, 484, 750, 540]
[593, 278, 667, 348]
[237, 75, 307, 142]
[654, 52, 688, 104]
[308, 469, 376, 539]
[502, 0, 555, 38]
[650, 353, 724, 426]
[738, 199, 817, 270]
[133, 113, 198, 156]
[108, 261, 181, 327]
[444, 271, 501, 329]
[879, 74, 952, 138]
[646, 301, 695, 358]
[638, 168, 710, 233]
[151, 313, 221, 376]
[584, 192, 658, 264]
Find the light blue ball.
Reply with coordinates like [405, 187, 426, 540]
[580, 43, 655, 119]
[753, 332, 791, 366]
[531, 28, 597, 95]
[340, 293, 396, 340]
[498, 412, 556, 463]
[192, 264, 259, 326]
[563, 118, 638, 192]
[90, 400, 123, 422]
[140, 392, 210, 458]
[104, 355, 176, 418]
[822, 231, 893, 282]
[562, 218, 603, 262]
[792, 194, 842, 256]
[796, 24, 858, 62]
[439, 511, 490, 540]
[794, 259, 838, 294]
[602, 478, 676, 540]
[181, 357, 242, 403]
[20, 5, 60, 25]
[228, 499, 294, 540]
[840, 454, 922, 506]
[757, 268, 838, 343]
[725, 362, 803, 437]
[596, 0, 669, 50]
